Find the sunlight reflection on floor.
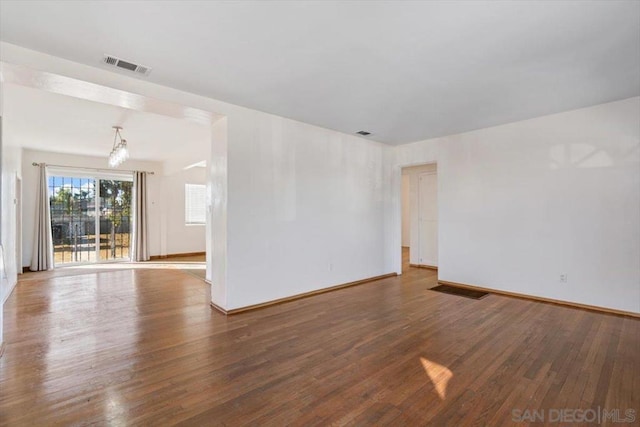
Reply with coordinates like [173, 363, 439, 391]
[420, 357, 453, 400]
[20, 259, 207, 282]
[60, 262, 206, 270]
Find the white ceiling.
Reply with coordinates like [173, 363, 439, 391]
[3, 84, 211, 168]
[1, 1, 639, 145]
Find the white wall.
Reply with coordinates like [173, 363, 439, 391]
[20, 149, 163, 265]
[0, 133, 22, 347]
[225, 113, 386, 309]
[390, 97, 640, 314]
[208, 117, 228, 304]
[401, 174, 410, 247]
[1, 144, 21, 301]
[1, 70, 5, 346]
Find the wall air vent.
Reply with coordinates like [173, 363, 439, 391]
[356, 131, 372, 136]
[103, 55, 152, 76]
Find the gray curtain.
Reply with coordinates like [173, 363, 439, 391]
[30, 163, 54, 271]
[132, 171, 149, 261]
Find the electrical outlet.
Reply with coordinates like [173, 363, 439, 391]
[560, 274, 567, 283]
[328, 262, 333, 271]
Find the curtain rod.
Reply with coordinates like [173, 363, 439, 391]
[32, 162, 155, 175]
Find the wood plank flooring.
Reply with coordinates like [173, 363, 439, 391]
[1, 250, 638, 426]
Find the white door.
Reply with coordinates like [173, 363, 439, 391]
[418, 172, 437, 266]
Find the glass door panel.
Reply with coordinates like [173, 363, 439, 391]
[98, 179, 133, 261]
[49, 176, 97, 265]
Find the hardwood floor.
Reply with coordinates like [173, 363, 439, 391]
[17, 255, 207, 282]
[1, 249, 637, 425]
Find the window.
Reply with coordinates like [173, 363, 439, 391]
[185, 184, 206, 225]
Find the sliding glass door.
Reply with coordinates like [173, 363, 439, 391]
[99, 180, 132, 261]
[49, 176, 97, 264]
[49, 173, 133, 266]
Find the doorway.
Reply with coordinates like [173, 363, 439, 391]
[400, 163, 438, 272]
[15, 176, 21, 273]
[48, 172, 133, 265]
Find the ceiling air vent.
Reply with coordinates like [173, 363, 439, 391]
[103, 54, 152, 76]
[356, 131, 372, 136]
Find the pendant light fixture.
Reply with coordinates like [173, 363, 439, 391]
[109, 125, 129, 168]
